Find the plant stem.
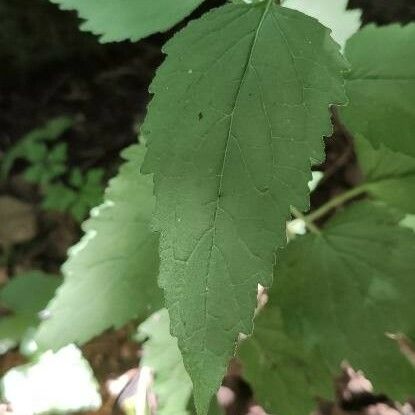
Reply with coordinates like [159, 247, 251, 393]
[290, 206, 321, 235]
[306, 183, 369, 223]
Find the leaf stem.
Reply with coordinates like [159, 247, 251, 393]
[306, 183, 369, 223]
[290, 206, 321, 235]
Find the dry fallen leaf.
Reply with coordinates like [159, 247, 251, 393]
[0, 196, 37, 247]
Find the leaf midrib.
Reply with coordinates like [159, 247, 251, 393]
[200, 0, 273, 364]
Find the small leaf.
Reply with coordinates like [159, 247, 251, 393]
[1, 116, 73, 178]
[42, 183, 78, 213]
[355, 134, 415, 213]
[0, 272, 60, 354]
[142, 2, 348, 411]
[35, 145, 162, 350]
[69, 168, 105, 222]
[50, 0, 207, 42]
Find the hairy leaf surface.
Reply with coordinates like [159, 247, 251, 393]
[137, 309, 193, 415]
[356, 134, 415, 213]
[50, 0, 205, 42]
[240, 202, 415, 413]
[36, 145, 161, 350]
[142, 2, 348, 411]
[341, 24, 415, 157]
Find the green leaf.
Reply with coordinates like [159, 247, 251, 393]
[0, 272, 60, 354]
[1, 116, 73, 178]
[23, 142, 68, 185]
[282, 0, 361, 49]
[49, 0, 206, 42]
[41, 168, 105, 223]
[238, 298, 329, 414]
[35, 145, 162, 350]
[341, 24, 415, 157]
[68, 168, 105, 222]
[355, 134, 415, 213]
[137, 309, 193, 415]
[142, 2, 348, 411]
[42, 183, 78, 213]
[277, 202, 415, 409]
[240, 202, 415, 414]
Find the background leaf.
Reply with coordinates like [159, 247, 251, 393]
[355, 134, 415, 213]
[142, 2, 348, 411]
[49, 0, 206, 42]
[238, 297, 330, 415]
[0, 272, 60, 354]
[340, 23, 415, 157]
[137, 309, 193, 415]
[35, 145, 162, 350]
[277, 202, 415, 406]
[240, 202, 415, 414]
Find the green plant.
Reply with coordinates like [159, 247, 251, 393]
[26, 1, 415, 414]
[0, 271, 60, 355]
[2, 117, 105, 222]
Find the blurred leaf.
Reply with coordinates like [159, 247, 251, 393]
[0, 272, 60, 354]
[0, 196, 37, 247]
[401, 215, 415, 231]
[1, 116, 73, 178]
[0, 344, 101, 414]
[41, 168, 104, 223]
[69, 167, 83, 188]
[36, 145, 162, 350]
[137, 309, 193, 415]
[41, 183, 78, 213]
[23, 143, 68, 185]
[69, 168, 105, 222]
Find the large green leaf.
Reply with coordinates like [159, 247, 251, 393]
[0, 272, 60, 354]
[277, 202, 415, 405]
[282, 0, 361, 49]
[36, 145, 161, 350]
[50, 0, 206, 42]
[137, 309, 193, 415]
[355, 134, 415, 213]
[240, 202, 415, 414]
[141, 2, 348, 411]
[341, 24, 415, 157]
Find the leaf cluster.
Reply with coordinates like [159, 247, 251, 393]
[14, 1, 415, 415]
[2, 117, 105, 222]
